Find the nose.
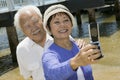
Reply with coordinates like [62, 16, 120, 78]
[60, 22, 65, 28]
[31, 25, 39, 31]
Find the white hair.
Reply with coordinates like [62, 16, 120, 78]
[14, 5, 42, 29]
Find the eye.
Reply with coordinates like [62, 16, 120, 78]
[54, 21, 60, 25]
[64, 19, 69, 22]
[64, 19, 70, 24]
[32, 17, 39, 23]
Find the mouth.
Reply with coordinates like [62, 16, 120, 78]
[59, 29, 68, 33]
[32, 29, 40, 35]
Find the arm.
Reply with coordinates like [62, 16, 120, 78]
[42, 52, 75, 80]
[16, 47, 32, 79]
[17, 46, 41, 80]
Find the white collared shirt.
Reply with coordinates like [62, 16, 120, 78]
[16, 34, 53, 80]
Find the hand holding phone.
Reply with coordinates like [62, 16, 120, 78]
[88, 22, 104, 60]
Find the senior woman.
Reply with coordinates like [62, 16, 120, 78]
[42, 4, 101, 80]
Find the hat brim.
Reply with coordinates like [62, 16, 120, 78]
[43, 9, 75, 35]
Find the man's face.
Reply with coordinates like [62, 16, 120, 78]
[20, 10, 46, 43]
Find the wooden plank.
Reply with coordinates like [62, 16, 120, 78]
[6, 26, 19, 63]
[114, 0, 120, 21]
[88, 8, 96, 23]
[0, 11, 16, 27]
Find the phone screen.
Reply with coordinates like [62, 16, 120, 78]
[89, 22, 99, 42]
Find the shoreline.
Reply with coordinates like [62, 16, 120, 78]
[0, 48, 10, 57]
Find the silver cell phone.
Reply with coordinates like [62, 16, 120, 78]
[88, 22, 103, 60]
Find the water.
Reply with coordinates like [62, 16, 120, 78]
[0, 28, 9, 50]
[72, 12, 119, 38]
[72, 21, 119, 38]
[0, 27, 25, 51]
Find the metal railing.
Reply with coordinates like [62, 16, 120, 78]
[0, 0, 66, 13]
[0, 0, 7, 12]
[0, 0, 7, 8]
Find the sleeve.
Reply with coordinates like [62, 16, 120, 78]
[16, 46, 32, 79]
[42, 51, 75, 80]
[31, 67, 45, 80]
[17, 43, 45, 80]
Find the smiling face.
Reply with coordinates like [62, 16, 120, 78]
[19, 9, 46, 43]
[48, 12, 72, 40]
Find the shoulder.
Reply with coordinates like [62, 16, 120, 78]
[17, 37, 29, 46]
[43, 43, 59, 58]
[16, 37, 33, 55]
[42, 44, 58, 62]
[43, 43, 58, 54]
[17, 37, 33, 49]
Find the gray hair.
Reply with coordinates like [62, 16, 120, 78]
[14, 5, 42, 29]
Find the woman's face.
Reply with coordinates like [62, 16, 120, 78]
[49, 13, 72, 39]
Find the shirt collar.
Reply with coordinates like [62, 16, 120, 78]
[27, 34, 53, 47]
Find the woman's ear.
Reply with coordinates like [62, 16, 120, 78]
[46, 25, 54, 37]
[46, 25, 52, 35]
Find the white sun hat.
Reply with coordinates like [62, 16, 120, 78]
[43, 4, 75, 35]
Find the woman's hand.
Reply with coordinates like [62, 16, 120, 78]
[70, 44, 101, 70]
